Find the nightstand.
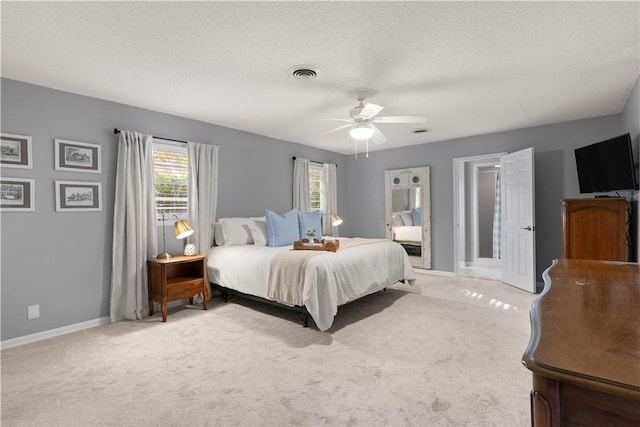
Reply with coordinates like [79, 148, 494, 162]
[147, 255, 208, 322]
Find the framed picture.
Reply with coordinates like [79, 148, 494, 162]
[0, 177, 35, 212]
[55, 139, 101, 173]
[1, 133, 33, 169]
[55, 180, 102, 212]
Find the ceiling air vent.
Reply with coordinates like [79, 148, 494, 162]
[289, 65, 318, 80]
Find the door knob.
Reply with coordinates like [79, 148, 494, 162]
[521, 226, 536, 231]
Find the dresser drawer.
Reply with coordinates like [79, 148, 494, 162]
[166, 278, 204, 297]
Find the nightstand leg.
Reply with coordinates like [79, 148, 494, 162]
[203, 288, 209, 310]
[161, 302, 167, 322]
[149, 299, 154, 316]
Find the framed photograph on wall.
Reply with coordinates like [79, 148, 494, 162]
[55, 180, 102, 212]
[1, 133, 33, 169]
[55, 139, 101, 173]
[0, 177, 35, 212]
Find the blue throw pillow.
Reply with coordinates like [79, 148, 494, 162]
[412, 207, 422, 226]
[265, 209, 300, 247]
[298, 210, 323, 240]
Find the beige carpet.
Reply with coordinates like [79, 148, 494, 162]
[1, 273, 537, 426]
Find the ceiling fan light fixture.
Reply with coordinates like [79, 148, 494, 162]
[349, 124, 374, 140]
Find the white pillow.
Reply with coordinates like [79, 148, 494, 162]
[400, 211, 413, 226]
[247, 219, 268, 246]
[219, 218, 254, 246]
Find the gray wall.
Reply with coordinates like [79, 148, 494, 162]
[345, 87, 639, 277]
[2, 77, 638, 342]
[0, 79, 347, 341]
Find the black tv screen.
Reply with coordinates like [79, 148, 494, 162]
[574, 133, 638, 194]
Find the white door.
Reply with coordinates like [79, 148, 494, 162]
[500, 147, 536, 293]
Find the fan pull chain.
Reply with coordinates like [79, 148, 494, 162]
[366, 139, 369, 158]
[354, 139, 358, 160]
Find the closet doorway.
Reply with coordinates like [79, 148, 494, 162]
[453, 149, 537, 293]
[453, 153, 505, 280]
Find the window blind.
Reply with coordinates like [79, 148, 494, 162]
[153, 141, 188, 217]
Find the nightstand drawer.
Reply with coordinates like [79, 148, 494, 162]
[166, 278, 204, 297]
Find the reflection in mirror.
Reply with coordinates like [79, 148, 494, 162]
[391, 187, 422, 258]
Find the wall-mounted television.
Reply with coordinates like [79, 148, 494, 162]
[574, 133, 638, 194]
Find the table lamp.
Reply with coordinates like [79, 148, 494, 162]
[157, 214, 194, 259]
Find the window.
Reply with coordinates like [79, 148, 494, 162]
[308, 162, 324, 211]
[152, 140, 188, 218]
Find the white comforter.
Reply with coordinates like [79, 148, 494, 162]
[206, 238, 415, 331]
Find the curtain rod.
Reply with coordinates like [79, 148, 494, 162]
[292, 156, 336, 167]
[113, 128, 188, 144]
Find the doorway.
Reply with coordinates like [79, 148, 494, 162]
[453, 149, 537, 293]
[453, 153, 505, 280]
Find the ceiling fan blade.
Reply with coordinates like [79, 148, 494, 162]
[372, 115, 427, 124]
[370, 124, 387, 144]
[320, 123, 353, 137]
[360, 103, 384, 119]
[313, 118, 352, 122]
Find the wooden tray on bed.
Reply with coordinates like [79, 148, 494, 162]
[293, 238, 340, 252]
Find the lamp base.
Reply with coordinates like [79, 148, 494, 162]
[156, 251, 173, 259]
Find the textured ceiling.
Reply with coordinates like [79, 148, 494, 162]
[2, 1, 639, 155]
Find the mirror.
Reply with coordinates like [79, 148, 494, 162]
[385, 167, 431, 269]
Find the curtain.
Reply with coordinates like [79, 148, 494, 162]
[492, 170, 502, 259]
[187, 142, 219, 302]
[110, 130, 157, 321]
[322, 162, 338, 237]
[293, 158, 310, 211]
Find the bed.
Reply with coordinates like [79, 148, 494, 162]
[392, 225, 422, 243]
[206, 236, 415, 331]
[392, 211, 423, 257]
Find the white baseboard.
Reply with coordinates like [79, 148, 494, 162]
[1, 299, 193, 350]
[1, 316, 111, 350]
[414, 268, 456, 277]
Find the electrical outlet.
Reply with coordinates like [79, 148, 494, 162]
[27, 304, 40, 320]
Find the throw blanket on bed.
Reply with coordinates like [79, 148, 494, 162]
[266, 238, 389, 306]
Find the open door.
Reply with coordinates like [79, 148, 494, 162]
[500, 147, 536, 293]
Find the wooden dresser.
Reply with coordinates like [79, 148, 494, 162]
[561, 198, 627, 261]
[522, 259, 640, 426]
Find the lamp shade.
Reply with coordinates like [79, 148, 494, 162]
[174, 219, 194, 239]
[331, 213, 343, 226]
[349, 125, 374, 140]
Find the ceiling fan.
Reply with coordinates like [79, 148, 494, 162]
[321, 93, 428, 145]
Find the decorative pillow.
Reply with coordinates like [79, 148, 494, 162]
[412, 207, 422, 226]
[298, 210, 323, 240]
[247, 219, 268, 246]
[265, 209, 299, 247]
[219, 218, 254, 246]
[392, 213, 404, 227]
[400, 211, 413, 227]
